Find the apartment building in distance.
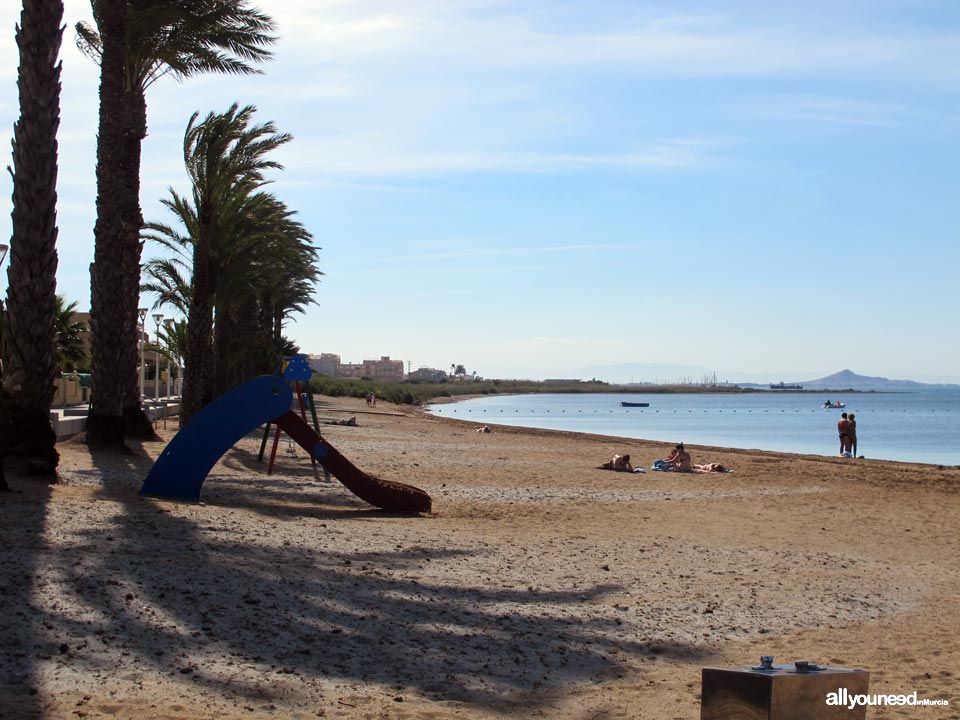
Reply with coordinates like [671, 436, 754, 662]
[408, 367, 449, 382]
[308, 353, 406, 381]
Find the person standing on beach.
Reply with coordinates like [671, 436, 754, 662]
[848, 413, 857, 457]
[837, 413, 851, 456]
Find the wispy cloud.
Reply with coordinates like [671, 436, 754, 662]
[332, 243, 632, 268]
[278, 136, 715, 177]
[743, 94, 915, 129]
[271, 1, 960, 84]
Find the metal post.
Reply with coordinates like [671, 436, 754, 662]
[138, 307, 147, 399]
[163, 318, 174, 399]
[152, 313, 163, 400]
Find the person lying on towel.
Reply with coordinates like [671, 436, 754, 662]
[599, 453, 633, 471]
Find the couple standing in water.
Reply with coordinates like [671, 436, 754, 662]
[838, 412, 858, 457]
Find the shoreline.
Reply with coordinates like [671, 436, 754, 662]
[426, 406, 960, 475]
[1, 394, 957, 719]
[422, 392, 960, 469]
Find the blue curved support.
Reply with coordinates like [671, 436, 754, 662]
[140, 376, 293, 501]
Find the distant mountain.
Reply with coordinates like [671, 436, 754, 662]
[575, 364, 957, 389]
[793, 369, 945, 390]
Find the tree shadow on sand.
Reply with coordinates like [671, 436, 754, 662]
[0, 434, 157, 717]
[0, 475, 53, 719]
[24, 465, 711, 714]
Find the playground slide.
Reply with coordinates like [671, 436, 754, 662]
[274, 411, 431, 513]
[140, 375, 432, 513]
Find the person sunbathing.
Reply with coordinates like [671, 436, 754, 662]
[599, 453, 633, 471]
[652, 443, 691, 471]
[671, 446, 692, 471]
[695, 462, 727, 472]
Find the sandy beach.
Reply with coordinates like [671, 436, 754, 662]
[1, 395, 958, 719]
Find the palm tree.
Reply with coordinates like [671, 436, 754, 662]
[77, 0, 276, 445]
[209, 193, 319, 393]
[143, 106, 320, 420]
[145, 198, 319, 396]
[82, 0, 135, 445]
[159, 318, 187, 370]
[54, 295, 89, 373]
[180, 105, 289, 422]
[1, 0, 64, 481]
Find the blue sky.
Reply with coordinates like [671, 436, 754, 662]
[2, 0, 959, 382]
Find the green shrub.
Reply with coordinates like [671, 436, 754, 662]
[307, 375, 746, 406]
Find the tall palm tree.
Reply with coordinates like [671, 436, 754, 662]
[77, 0, 276, 445]
[82, 0, 134, 446]
[142, 107, 320, 419]
[1, 0, 64, 481]
[179, 104, 289, 423]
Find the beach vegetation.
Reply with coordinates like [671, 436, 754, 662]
[308, 376, 746, 406]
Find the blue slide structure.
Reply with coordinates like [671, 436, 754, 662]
[140, 376, 432, 513]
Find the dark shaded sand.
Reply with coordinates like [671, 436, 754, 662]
[1, 395, 958, 718]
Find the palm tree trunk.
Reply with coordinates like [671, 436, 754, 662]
[120, 89, 156, 439]
[87, 0, 152, 445]
[212, 308, 239, 396]
[181, 208, 214, 425]
[0, 0, 64, 479]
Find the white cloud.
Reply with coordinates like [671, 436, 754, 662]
[743, 94, 915, 129]
[278, 135, 715, 177]
[333, 242, 632, 267]
[269, 1, 960, 84]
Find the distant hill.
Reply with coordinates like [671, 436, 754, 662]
[790, 369, 944, 390]
[576, 364, 957, 389]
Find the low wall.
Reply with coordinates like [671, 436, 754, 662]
[49, 401, 181, 440]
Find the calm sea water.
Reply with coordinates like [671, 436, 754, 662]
[427, 388, 960, 466]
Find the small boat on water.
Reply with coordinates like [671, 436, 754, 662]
[621, 401, 650, 408]
[823, 402, 845, 409]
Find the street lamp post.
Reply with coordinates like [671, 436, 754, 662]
[163, 318, 175, 399]
[138, 308, 148, 400]
[152, 313, 163, 400]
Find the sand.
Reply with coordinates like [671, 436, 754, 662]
[1, 395, 958, 719]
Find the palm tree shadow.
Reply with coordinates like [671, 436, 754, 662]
[36, 490, 712, 712]
[54, 436, 159, 497]
[0, 476, 53, 719]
